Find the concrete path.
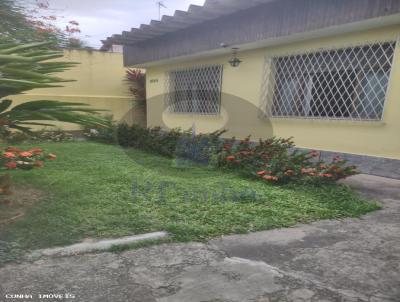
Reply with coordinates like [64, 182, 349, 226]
[0, 175, 399, 302]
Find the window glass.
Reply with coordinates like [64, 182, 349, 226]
[166, 65, 223, 115]
[263, 42, 395, 120]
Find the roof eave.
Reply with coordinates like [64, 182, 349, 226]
[128, 14, 400, 68]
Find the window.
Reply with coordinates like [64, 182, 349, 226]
[262, 42, 396, 120]
[165, 65, 223, 115]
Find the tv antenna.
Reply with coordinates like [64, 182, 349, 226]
[157, 1, 167, 20]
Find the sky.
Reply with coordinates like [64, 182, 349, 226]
[23, 0, 206, 48]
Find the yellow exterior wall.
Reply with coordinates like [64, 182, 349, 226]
[10, 50, 144, 130]
[146, 25, 400, 160]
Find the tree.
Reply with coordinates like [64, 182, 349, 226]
[0, 0, 85, 48]
[0, 0, 62, 44]
[0, 41, 108, 135]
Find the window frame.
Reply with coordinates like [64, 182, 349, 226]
[260, 41, 397, 121]
[165, 64, 223, 116]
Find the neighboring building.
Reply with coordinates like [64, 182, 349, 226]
[100, 44, 123, 53]
[13, 49, 145, 129]
[105, 0, 400, 178]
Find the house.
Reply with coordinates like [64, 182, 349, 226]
[104, 0, 400, 178]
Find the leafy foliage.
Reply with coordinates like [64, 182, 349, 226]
[1, 146, 55, 170]
[117, 123, 225, 162]
[174, 130, 226, 165]
[0, 41, 77, 97]
[126, 68, 146, 107]
[0, 0, 64, 45]
[218, 136, 359, 183]
[33, 129, 74, 142]
[83, 115, 118, 144]
[0, 0, 86, 48]
[117, 123, 188, 157]
[117, 124, 358, 183]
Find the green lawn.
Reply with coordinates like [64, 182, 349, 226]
[0, 142, 379, 260]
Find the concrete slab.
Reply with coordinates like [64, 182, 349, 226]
[0, 175, 399, 302]
[35, 231, 169, 257]
[211, 175, 400, 301]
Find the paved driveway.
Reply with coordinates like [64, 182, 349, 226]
[0, 175, 399, 302]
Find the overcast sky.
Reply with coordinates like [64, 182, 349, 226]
[24, 0, 206, 48]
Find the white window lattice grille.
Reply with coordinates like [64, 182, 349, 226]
[260, 41, 396, 121]
[165, 65, 223, 115]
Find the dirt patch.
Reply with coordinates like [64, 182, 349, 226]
[0, 184, 45, 225]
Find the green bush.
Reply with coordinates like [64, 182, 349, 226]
[0, 129, 32, 143]
[117, 124, 183, 157]
[82, 115, 117, 144]
[117, 124, 178, 156]
[117, 123, 225, 162]
[34, 129, 74, 142]
[174, 130, 226, 165]
[117, 124, 358, 183]
[1, 128, 74, 144]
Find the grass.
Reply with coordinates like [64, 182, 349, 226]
[0, 141, 380, 263]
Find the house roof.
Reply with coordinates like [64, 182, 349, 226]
[107, 0, 400, 66]
[102, 0, 277, 47]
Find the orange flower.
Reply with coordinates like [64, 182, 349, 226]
[5, 161, 17, 169]
[3, 152, 16, 159]
[320, 173, 333, 178]
[226, 155, 235, 161]
[257, 170, 266, 176]
[29, 148, 43, 155]
[19, 151, 33, 157]
[33, 160, 44, 168]
[301, 167, 316, 174]
[262, 175, 279, 181]
[48, 153, 57, 160]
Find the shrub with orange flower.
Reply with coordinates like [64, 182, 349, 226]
[1, 146, 56, 170]
[3, 152, 16, 159]
[218, 136, 359, 183]
[1, 146, 57, 196]
[30, 148, 43, 155]
[19, 151, 33, 158]
[262, 175, 279, 182]
[5, 161, 17, 169]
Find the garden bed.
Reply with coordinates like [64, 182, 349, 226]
[0, 141, 380, 265]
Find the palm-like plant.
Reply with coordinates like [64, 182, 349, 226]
[0, 41, 108, 134]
